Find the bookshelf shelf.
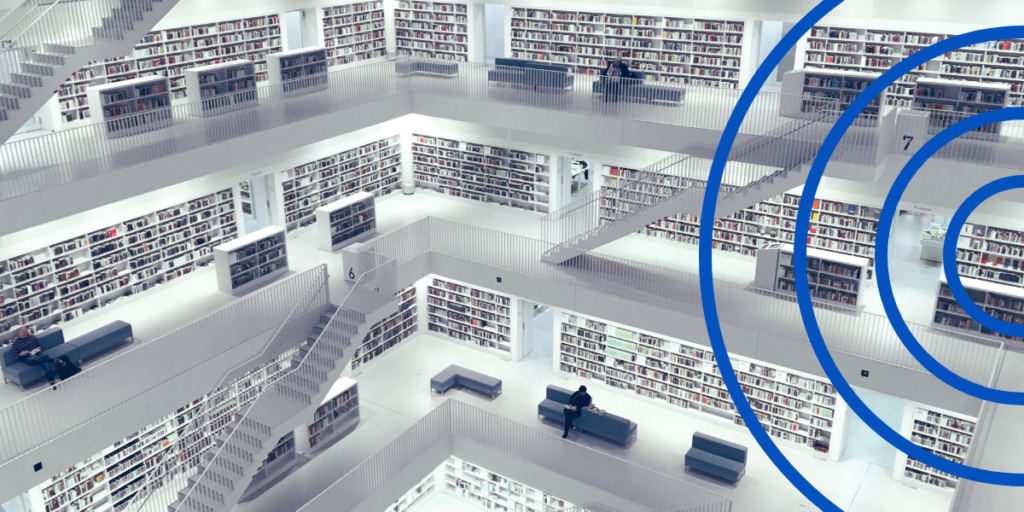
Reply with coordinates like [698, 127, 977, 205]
[600, 173, 881, 273]
[895, 405, 976, 494]
[426, 277, 515, 358]
[0, 189, 237, 346]
[914, 78, 1009, 140]
[87, 76, 173, 139]
[30, 349, 295, 512]
[55, 14, 281, 125]
[555, 309, 847, 460]
[509, 7, 745, 88]
[754, 242, 868, 308]
[240, 432, 298, 500]
[279, 135, 401, 233]
[395, 1, 470, 61]
[411, 133, 552, 214]
[933, 272, 1024, 342]
[351, 285, 418, 372]
[308, 377, 359, 454]
[952, 220, 1024, 294]
[213, 226, 288, 295]
[321, 1, 388, 66]
[780, 68, 887, 120]
[388, 473, 434, 512]
[316, 191, 377, 252]
[443, 456, 586, 511]
[184, 60, 258, 116]
[798, 26, 1024, 107]
[267, 47, 329, 96]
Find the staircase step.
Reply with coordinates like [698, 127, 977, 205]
[21, 62, 54, 77]
[177, 485, 225, 511]
[0, 83, 31, 99]
[10, 73, 43, 87]
[27, 52, 66, 66]
[188, 466, 237, 493]
[92, 26, 124, 40]
[42, 43, 75, 55]
[0, 110, 7, 122]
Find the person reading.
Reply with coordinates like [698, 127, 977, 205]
[563, 385, 596, 438]
[12, 327, 56, 387]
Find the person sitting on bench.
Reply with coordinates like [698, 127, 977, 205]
[563, 385, 596, 439]
[12, 327, 56, 388]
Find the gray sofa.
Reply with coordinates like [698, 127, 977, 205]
[684, 432, 747, 483]
[488, 57, 574, 90]
[1, 321, 134, 389]
[430, 364, 502, 398]
[538, 385, 637, 445]
[592, 69, 684, 104]
[395, 59, 459, 77]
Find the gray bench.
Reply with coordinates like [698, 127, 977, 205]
[67, 320, 134, 362]
[685, 432, 747, 483]
[430, 364, 502, 398]
[538, 385, 637, 445]
[395, 59, 459, 77]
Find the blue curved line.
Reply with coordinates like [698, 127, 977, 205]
[698, 1, 848, 511]
[796, 26, 1024, 485]
[876, 108, 1024, 402]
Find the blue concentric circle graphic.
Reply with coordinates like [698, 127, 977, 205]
[696, 0, 1024, 507]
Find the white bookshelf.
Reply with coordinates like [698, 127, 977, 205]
[321, 1, 388, 66]
[240, 432, 298, 501]
[279, 135, 401, 233]
[351, 285, 418, 372]
[509, 7, 745, 88]
[933, 272, 1024, 342]
[600, 172, 882, 274]
[31, 350, 295, 512]
[55, 14, 281, 125]
[214, 226, 287, 295]
[307, 377, 359, 454]
[894, 404, 976, 494]
[411, 133, 552, 214]
[394, 1, 470, 61]
[913, 78, 1010, 140]
[184, 60, 258, 116]
[954, 220, 1024, 291]
[316, 191, 377, 252]
[798, 26, 1024, 107]
[87, 76, 173, 138]
[755, 242, 868, 308]
[0, 188, 237, 346]
[780, 68, 885, 119]
[267, 47, 329, 96]
[388, 473, 435, 512]
[425, 276, 518, 359]
[442, 456, 586, 511]
[556, 309, 847, 460]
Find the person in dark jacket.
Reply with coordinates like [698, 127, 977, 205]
[563, 385, 596, 438]
[11, 326, 56, 387]
[603, 58, 630, 103]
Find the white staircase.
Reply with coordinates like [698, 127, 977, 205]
[541, 105, 837, 264]
[0, 0, 179, 143]
[165, 282, 397, 512]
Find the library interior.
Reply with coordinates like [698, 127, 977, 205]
[0, 1, 1020, 512]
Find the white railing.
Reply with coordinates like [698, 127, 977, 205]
[296, 399, 733, 512]
[4, 55, 1016, 205]
[892, 106, 1024, 169]
[362, 217, 1004, 386]
[0, 264, 329, 469]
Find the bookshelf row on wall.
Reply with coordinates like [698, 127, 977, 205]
[30, 350, 296, 512]
[308, 377, 360, 454]
[441, 456, 587, 511]
[509, 7, 745, 88]
[56, 13, 282, 124]
[350, 285, 418, 371]
[0, 188, 238, 345]
[394, 1, 470, 61]
[599, 169, 881, 273]
[279, 135, 402, 233]
[386, 474, 434, 512]
[798, 25, 1024, 107]
[321, 1, 388, 66]
[556, 309, 848, 460]
[411, 133, 552, 214]
[426, 276, 515, 358]
[895, 405, 977, 494]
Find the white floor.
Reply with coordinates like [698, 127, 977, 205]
[413, 492, 481, 512]
[236, 334, 952, 512]
[3, 193, 958, 512]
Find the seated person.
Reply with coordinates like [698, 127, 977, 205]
[12, 327, 57, 387]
